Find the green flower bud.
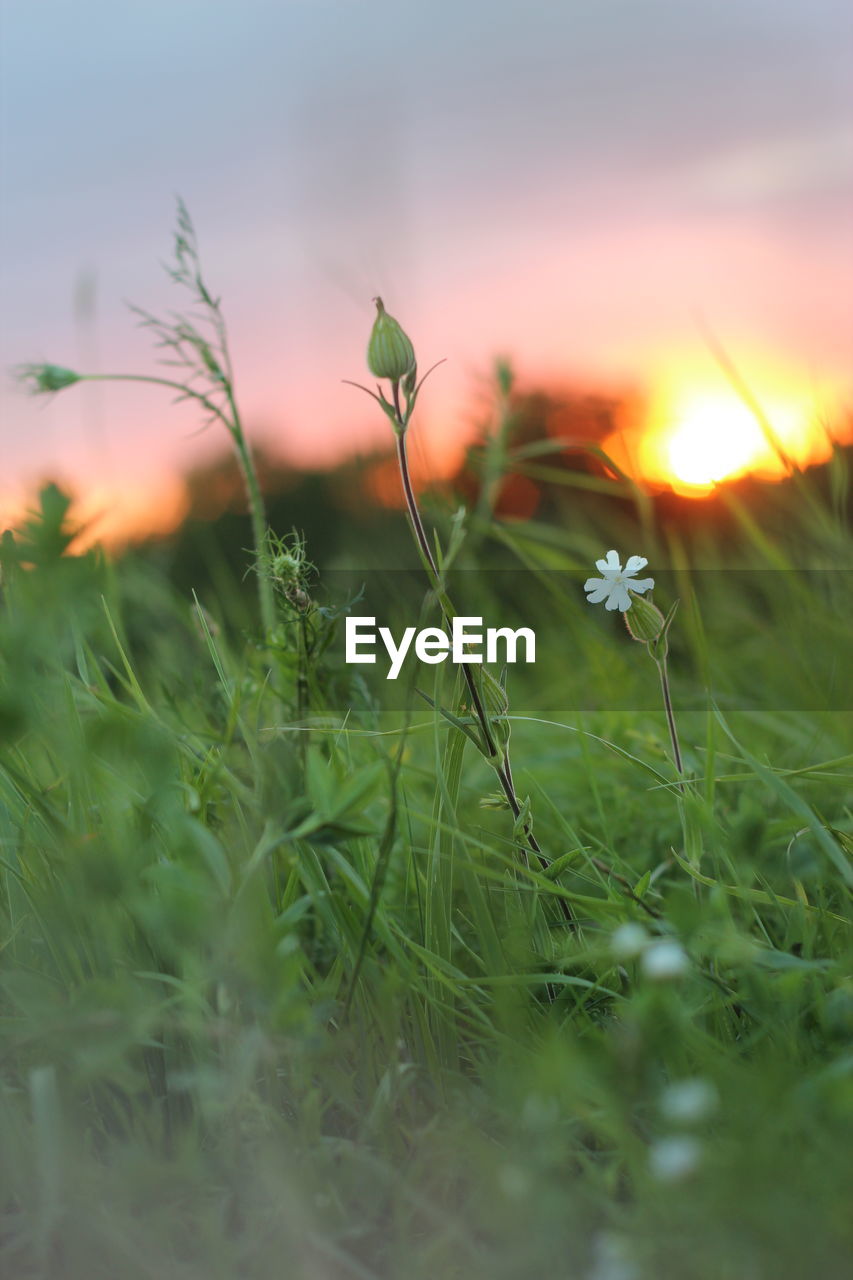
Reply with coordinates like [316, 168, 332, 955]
[18, 363, 82, 395]
[367, 297, 416, 382]
[624, 591, 665, 643]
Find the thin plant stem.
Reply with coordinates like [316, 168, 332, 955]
[391, 392, 572, 923]
[589, 857, 663, 920]
[296, 613, 310, 775]
[395, 433, 499, 760]
[81, 372, 275, 636]
[81, 373, 232, 430]
[225, 389, 275, 636]
[655, 651, 684, 781]
[653, 645, 700, 894]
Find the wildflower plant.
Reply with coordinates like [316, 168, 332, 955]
[266, 527, 315, 617]
[584, 547, 712, 903]
[586, 549, 683, 777]
[265, 527, 318, 738]
[348, 299, 573, 916]
[16, 200, 276, 635]
[584, 549, 655, 612]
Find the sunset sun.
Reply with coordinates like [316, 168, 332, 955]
[663, 395, 793, 491]
[604, 366, 843, 497]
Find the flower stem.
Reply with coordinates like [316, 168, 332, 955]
[395, 431, 499, 760]
[654, 646, 701, 894]
[655, 651, 684, 782]
[392, 391, 571, 921]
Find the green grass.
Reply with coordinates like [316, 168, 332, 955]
[3, 219, 852, 1276]
[1, 449, 850, 1280]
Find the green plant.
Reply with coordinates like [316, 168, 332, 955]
[348, 300, 573, 927]
[17, 200, 276, 636]
[3, 227, 851, 1280]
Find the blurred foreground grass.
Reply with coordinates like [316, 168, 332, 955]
[0, 442, 851, 1280]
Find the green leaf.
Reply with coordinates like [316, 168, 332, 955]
[633, 869, 652, 898]
[713, 705, 853, 889]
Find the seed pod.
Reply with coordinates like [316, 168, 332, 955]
[367, 298, 416, 381]
[624, 592, 665, 643]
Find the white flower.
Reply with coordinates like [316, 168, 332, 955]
[611, 922, 649, 959]
[649, 1135, 702, 1182]
[660, 1078, 718, 1125]
[587, 1232, 640, 1280]
[641, 939, 689, 981]
[584, 550, 655, 612]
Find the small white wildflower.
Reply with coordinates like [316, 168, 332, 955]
[660, 1078, 718, 1125]
[641, 939, 689, 981]
[587, 1231, 640, 1280]
[611, 922, 649, 959]
[649, 1135, 702, 1182]
[585, 550, 655, 613]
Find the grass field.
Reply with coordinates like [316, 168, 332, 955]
[2, 239, 851, 1278]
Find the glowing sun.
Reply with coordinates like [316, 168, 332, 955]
[667, 397, 778, 488]
[636, 387, 827, 495]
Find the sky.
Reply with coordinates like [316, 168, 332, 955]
[1, 0, 852, 536]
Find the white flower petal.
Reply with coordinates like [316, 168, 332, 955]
[629, 576, 655, 595]
[611, 923, 648, 958]
[649, 1136, 702, 1183]
[642, 940, 689, 980]
[625, 555, 648, 574]
[606, 583, 632, 611]
[660, 1079, 718, 1124]
[585, 579, 611, 604]
[596, 550, 622, 574]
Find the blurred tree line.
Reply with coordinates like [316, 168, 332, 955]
[126, 384, 850, 616]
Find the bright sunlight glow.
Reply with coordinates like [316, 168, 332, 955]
[635, 384, 834, 495]
[597, 348, 850, 498]
[664, 395, 793, 490]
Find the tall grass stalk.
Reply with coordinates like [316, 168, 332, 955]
[17, 200, 276, 636]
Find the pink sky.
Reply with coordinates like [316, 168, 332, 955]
[2, 1, 851, 538]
